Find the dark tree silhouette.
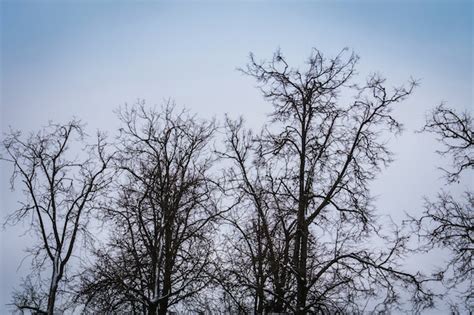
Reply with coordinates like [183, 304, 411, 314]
[2, 121, 112, 315]
[78, 102, 224, 314]
[411, 104, 473, 310]
[3, 49, 455, 314]
[422, 104, 473, 183]
[216, 117, 295, 313]
[216, 48, 435, 313]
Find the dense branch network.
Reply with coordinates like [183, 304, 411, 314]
[422, 104, 473, 182]
[215, 48, 433, 313]
[2, 121, 112, 314]
[411, 105, 473, 310]
[77, 102, 222, 314]
[2, 47, 456, 314]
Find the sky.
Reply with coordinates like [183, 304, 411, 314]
[1, 0, 472, 313]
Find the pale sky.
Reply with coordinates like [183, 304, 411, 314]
[1, 0, 472, 313]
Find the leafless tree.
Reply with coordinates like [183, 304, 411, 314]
[422, 104, 473, 183]
[1, 121, 112, 315]
[216, 47, 436, 313]
[78, 102, 224, 314]
[411, 104, 473, 310]
[216, 117, 294, 313]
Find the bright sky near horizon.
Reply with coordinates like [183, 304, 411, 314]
[1, 0, 472, 313]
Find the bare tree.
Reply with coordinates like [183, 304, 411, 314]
[78, 102, 224, 314]
[422, 104, 473, 183]
[1, 121, 112, 315]
[411, 104, 473, 310]
[217, 47, 436, 313]
[216, 117, 294, 313]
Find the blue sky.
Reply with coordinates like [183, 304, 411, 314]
[2, 0, 471, 131]
[1, 0, 472, 312]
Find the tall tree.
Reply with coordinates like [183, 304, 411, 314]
[216, 117, 294, 313]
[2, 121, 112, 314]
[411, 104, 473, 310]
[79, 102, 223, 314]
[218, 48, 435, 313]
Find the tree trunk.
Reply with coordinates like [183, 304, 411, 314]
[46, 282, 58, 315]
[157, 302, 168, 315]
[296, 113, 308, 314]
[296, 225, 308, 314]
[159, 219, 173, 315]
[46, 264, 61, 315]
[148, 303, 157, 315]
